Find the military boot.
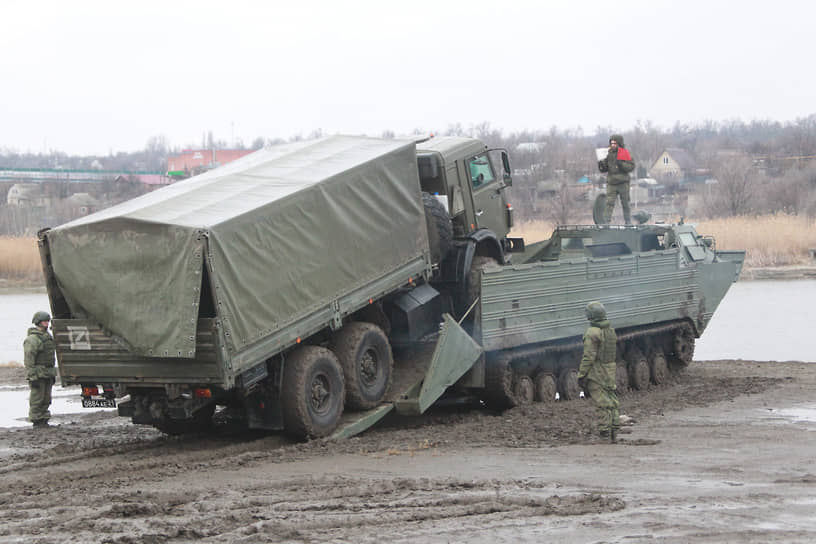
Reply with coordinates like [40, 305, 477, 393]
[32, 420, 50, 429]
[610, 429, 617, 444]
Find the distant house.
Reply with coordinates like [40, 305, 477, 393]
[7, 183, 47, 207]
[65, 192, 100, 216]
[166, 149, 254, 179]
[649, 148, 698, 182]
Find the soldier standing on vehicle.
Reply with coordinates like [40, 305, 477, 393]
[577, 301, 620, 443]
[597, 134, 635, 225]
[24, 311, 57, 428]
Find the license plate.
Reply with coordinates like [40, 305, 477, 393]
[82, 397, 116, 408]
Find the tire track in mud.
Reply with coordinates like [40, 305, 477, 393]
[2, 475, 625, 544]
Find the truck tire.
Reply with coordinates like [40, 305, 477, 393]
[281, 346, 345, 440]
[422, 192, 453, 264]
[331, 322, 393, 411]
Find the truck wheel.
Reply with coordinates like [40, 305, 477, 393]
[282, 346, 345, 440]
[482, 352, 517, 411]
[558, 368, 580, 400]
[331, 322, 393, 411]
[534, 373, 557, 403]
[649, 348, 669, 385]
[422, 192, 453, 264]
[154, 403, 215, 436]
[627, 347, 650, 391]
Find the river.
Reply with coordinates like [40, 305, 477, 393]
[2, 280, 815, 365]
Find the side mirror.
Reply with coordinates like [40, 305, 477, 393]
[501, 151, 512, 186]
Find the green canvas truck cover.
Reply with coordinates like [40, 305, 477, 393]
[46, 136, 427, 358]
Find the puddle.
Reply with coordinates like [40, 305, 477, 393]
[763, 405, 816, 426]
[0, 385, 115, 428]
[776, 407, 816, 423]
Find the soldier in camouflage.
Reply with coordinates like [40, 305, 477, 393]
[597, 134, 635, 225]
[577, 301, 620, 443]
[24, 311, 57, 428]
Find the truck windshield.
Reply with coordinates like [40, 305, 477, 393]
[468, 154, 495, 188]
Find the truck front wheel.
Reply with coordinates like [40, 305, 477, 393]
[282, 346, 345, 440]
[331, 322, 393, 410]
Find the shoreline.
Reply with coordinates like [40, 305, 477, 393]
[4, 265, 816, 294]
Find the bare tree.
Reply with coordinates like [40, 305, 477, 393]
[704, 154, 760, 217]
[541, 180, 582, 225]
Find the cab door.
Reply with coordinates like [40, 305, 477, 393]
[466, 152, 510, 239]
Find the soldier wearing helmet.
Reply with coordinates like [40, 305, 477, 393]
[597, 134, 635, 225]
[24, 311, 57, 427]
[577, 301, 620, 443]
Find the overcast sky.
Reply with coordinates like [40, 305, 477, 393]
[2, 0, 814, 155]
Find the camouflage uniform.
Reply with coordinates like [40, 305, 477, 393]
[597, 134, 635, 225]
[24, 312, 57, 426]
[577, 301, 620, 441]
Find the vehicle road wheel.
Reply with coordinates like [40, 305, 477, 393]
[627, 347, 650, 391]
[534, 373, 557, 403]
[483, 352, 517, 411]
[615, 362, 629, 393]
[422, 191, 453, 264]
[514, 374, 535, 405]
[281, 346, 345, 440]
[331, 322, 393, 410]
[558, 368, 580, 400]
[649, 348, 669, 385]
[670, 326, 695, 370]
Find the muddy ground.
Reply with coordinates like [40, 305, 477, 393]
[1, 360, 815, 543]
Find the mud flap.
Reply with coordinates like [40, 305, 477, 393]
[394, 313, 483, 416]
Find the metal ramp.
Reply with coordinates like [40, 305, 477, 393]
[330, 314, 483, 439]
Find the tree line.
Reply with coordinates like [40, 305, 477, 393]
[2, 116, 815, 235]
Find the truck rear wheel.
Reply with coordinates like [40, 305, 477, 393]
[422, 191, 453, 264]
[331, 322, 393, 411]
[282, 346, 345, 440]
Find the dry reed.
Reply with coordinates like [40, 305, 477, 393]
[694, 214, 816, 268]
[0, 237, 42, 281]
[0, 215, 812, 281]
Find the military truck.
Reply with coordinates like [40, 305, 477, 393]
[38, 135, 744, 439]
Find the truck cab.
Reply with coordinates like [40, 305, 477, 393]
[415, 137, 513, 244]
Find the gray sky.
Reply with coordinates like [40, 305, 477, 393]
[2, 0, 814, 155]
